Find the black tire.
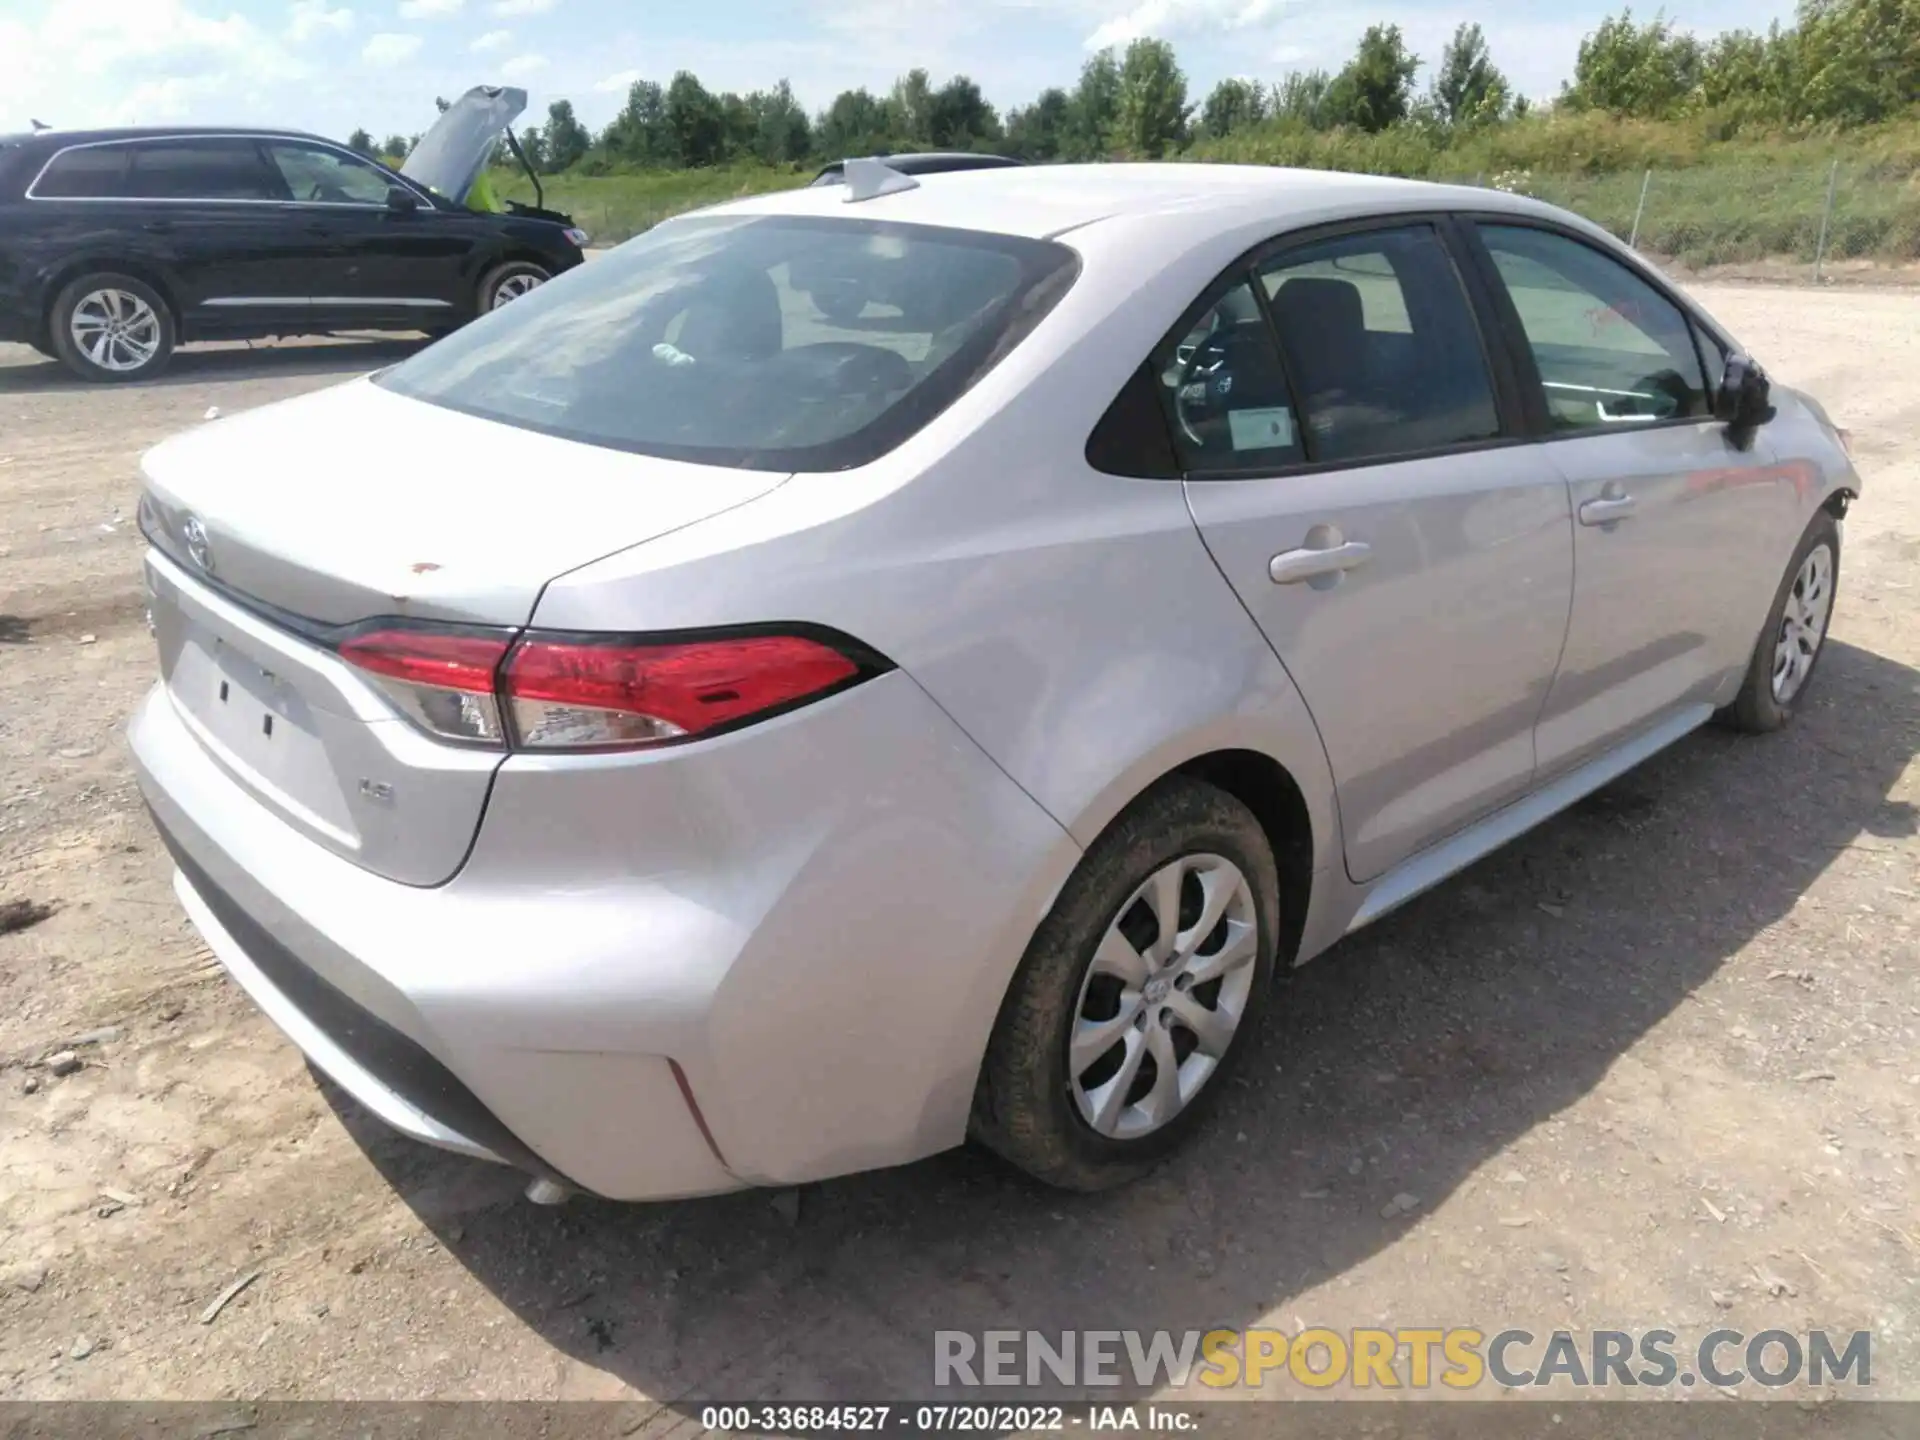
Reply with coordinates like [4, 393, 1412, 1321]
[1718, 509, 1842, 733]
[48, 272, 176, 383]
[972, 777, 1281, 1191]
[478, 260, 550, 313]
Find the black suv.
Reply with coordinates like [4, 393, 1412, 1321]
[0, 108, 585, 382]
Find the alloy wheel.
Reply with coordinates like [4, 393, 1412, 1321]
[1772, 542, 1834, 703]
[1068, 853, 1258, 1141]
[491, 272, 544, 308]
[69, 288, 162, 373]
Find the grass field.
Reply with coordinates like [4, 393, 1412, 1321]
[495, 115, 1920, 267]
[496, 163, 808, 245]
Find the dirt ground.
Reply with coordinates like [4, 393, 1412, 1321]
[1, 287, 1917, 1414]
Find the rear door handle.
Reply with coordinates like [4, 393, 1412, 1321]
[141, 220, 173, 234]
[1269, 540, 1372, 585]
[1578, 494, 1637, 526]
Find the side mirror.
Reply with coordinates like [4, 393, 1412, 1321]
[1714, 352, 1774, 433]
[385, 185, 420, 214]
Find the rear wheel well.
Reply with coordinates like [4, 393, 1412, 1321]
[42, 260, 180, 342]
[1174, 750, 1313, 968]
[1823, 489, 1854, 520]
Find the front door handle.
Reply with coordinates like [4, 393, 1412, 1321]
[1578, 493, 1637, 526]
[1270, 539, 1372, 585]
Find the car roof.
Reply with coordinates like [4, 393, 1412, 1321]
[0, 126, 335, 152]
[703, 162, 1559, 242]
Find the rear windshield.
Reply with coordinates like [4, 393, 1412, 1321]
[375, 214, 1079, 472]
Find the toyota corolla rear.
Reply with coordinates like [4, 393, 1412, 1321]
[128, 207, 1084, 1200]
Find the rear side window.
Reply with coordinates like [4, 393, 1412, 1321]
[1477, 224, 1710, 429]
[376, 214, 1079, 472]
[33, 145, 131, 198]
[1257, 226, 1500, 464]
[125, 140, 286, 201]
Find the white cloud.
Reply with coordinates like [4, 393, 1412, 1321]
[470, 27, 512, 51]
[398, 0, 464, 17]
[361, 30, 423, 65]
[1, 0, 310, 132]
[594, 67, 644, 93]
[287, 0, 354, 41]
[499, 52, 548, 76]
[489, 0, 558, 15]
[1085, 0, 1290, 50]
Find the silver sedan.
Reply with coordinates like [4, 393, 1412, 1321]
[129, 161, 1861, 1201]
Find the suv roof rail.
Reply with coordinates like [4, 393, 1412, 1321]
[841, 156, 919, 203]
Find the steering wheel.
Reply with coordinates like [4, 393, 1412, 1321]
[1171, 322, 1240, 448]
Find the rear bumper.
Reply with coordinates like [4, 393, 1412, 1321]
[128, 660, 1076, 1201]
[156, 814, 561, 1183]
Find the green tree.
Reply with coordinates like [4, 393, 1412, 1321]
[1200, 76, 1269, 138]
[1112, 38, 1189, 157]
[663, 72, 724, 166]
[1561, 8, 1704, 118]
[1063, 48, 1122, 159]
[719, 91, 757, 160]
[517, 125, 546, 171]
[539, 100, 590, 171]
[1692, 25, 1797, 118]
[1272, 69, 1335, 128]
[1796, 0, 1920, 125]
[346, 127, 376, 156]
[887, 68, 935, 147]
[1005, 87, 1071, 159]
[816, 88, 893, 159]
[1429, 22, 1512, 127]
[928, 74, 1001, 149]
[1324, 24, 1420, 132]
[748, 80, 813, 164]
[604, 79, 671, 164]
[379, 133, 411, 160]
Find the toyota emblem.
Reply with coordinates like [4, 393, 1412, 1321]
[183, 516, 212, 573]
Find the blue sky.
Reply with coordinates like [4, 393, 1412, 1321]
[1, 0, 1799, 143]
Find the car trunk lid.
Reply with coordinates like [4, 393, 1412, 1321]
[138, 378, 790, 884]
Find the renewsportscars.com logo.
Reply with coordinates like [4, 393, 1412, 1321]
[934, 1328, 1873, 1391]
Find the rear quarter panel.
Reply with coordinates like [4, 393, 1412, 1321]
[529, 211, 1352, 1027]
[531, 209, 1345, 865]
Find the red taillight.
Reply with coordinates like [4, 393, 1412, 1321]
[339, 629, 511, 745]
[504, 634, 861, 751]
[337, 625, 871, 752]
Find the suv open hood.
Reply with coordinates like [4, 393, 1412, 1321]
[401, 84, 526, 205]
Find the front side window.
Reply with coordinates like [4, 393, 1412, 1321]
[1257, 226, 1500, 463]
[376, 214, 1079, 472]
[266, 143, 396, 206]
[1478, 224, 1710, 429]
[34, 145, 132, 198]
[125, 140, 286, 202]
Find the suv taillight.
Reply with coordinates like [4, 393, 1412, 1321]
[338, 626, 875, 751]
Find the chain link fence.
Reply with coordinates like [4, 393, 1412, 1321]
[1446, 163, 1920, 279]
